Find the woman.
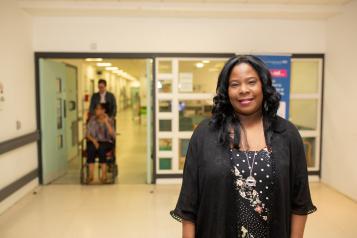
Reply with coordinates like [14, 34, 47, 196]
[86, 103, 115, 183]
[170, 55, 316, 238]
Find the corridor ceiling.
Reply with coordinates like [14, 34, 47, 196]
[18, 0, 351, 19]
[18, 0, 351, 4]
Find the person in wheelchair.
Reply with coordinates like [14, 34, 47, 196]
[86, 103, 115, 183]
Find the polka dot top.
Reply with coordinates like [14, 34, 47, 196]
[230, 147, 273, 238]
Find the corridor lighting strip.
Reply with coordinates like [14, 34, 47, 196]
[85, 58, 103, 62]
[96, 62, 112, 67]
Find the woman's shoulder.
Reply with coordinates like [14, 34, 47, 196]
[272, 116, 302, 141]
[190, 118, 217, 140]
[88, 116, 98, 125]
[193, 118, 214, 132]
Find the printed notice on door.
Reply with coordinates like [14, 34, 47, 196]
[179, 73, 193, 93]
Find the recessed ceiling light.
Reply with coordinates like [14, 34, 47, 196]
[97, 62, 112, 67]
[85, 58, 103, 62]
[195, 62, 204, 68]
[202, 60, 210, 64]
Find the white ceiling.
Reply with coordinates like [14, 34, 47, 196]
[18, 0, 351, 19]
[18, 0, 351, 4]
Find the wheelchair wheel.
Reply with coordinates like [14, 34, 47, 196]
[81, 163, 89, 185]
[80, 166, 84, 184]
[98, 163, 102, 180]
[105, 162, 114, 184]
[113, 164, 118, 181]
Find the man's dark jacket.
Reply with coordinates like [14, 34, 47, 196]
[89, 91, 117, 117]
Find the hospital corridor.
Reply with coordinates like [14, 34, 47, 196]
[1, 0, 357, 237]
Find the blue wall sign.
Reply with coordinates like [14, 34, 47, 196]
[257, 55, 291, 119]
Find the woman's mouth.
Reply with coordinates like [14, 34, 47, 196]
[238, 98, 254, 106]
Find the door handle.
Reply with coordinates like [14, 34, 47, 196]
[64, 100, 67, 118]
[69, 100, 76, 110]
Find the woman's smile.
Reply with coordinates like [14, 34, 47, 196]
[238, 97, 254, 106]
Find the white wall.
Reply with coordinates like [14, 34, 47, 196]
[322, 0, 357, 201]
[0, 0, 38, 213]
[33, 16, 326, 53]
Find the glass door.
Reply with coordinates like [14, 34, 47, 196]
[290, 57, 323, 173]
[154, 58, 228, 178]
[154, 55, 323, 180]
[40, 59, 68, 184]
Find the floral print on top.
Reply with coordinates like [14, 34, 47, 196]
[230, 147, 273, 238]
[86, 117, 114, 142]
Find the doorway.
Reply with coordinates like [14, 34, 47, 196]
[37, 55, 154, 184]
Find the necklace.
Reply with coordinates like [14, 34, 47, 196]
[244, 150, 257, 187]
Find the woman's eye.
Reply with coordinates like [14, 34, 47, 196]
[248, 80, 256, 85]
[230, 83, 239, 87]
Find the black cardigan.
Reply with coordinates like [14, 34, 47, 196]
[171, 116, 317, 238]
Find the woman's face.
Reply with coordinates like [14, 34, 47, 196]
[228, 63, 264, 116]
[95, 106, 105, 117]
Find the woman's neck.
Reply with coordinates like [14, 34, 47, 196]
[97, 114, 105, 120]
[236, 110, 263, 128]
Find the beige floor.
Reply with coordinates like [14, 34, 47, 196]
[115, 107, 147, 184]
[53, 107, 147, 185]
[0, 182, 356, 238]
[2, 108, 357, 237]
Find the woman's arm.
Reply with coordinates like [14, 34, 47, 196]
[171, 126, 200, 237]
[182, 220, 195, 238]
[290, 214, 307, 238]
[87, 134, 99, 149]
[289, 123, 316, 238]
[104, 115, 115, 137]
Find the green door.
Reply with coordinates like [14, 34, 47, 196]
[40, 59, 68, 184]
[65, 65, 78, 161]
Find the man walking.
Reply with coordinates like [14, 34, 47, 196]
[89, 79, 117, 119]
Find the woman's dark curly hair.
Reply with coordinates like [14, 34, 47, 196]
[209, 55, 281, 149]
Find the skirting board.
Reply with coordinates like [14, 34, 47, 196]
[0, 178, 38, 214]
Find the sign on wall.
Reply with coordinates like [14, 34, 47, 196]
[257, 55, 291, 119]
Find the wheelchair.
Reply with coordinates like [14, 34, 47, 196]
[80, 138, 119, 185]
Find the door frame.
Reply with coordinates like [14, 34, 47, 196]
[36, 52, 323, 184]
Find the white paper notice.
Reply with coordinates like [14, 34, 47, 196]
[179, 73, 193, 92]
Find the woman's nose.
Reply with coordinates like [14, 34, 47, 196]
[239, 83, 249, 94]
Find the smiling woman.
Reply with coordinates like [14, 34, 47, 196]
[228, 63, 264, 115]
[170, 55, 316, 238]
